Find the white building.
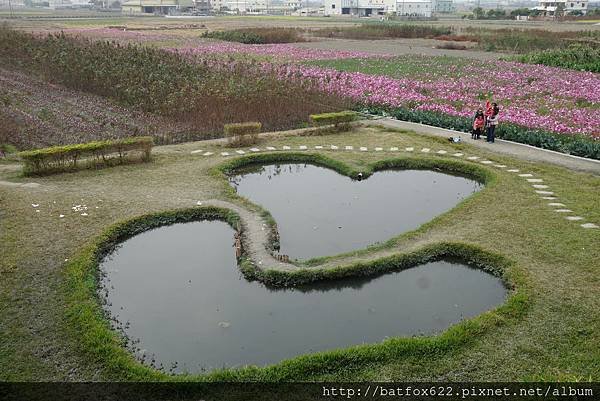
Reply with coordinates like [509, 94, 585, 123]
[224, 0, 268, 11]
[323, 0, 433, 16]
[434, 0, 453, 13]
[533, 0, 588, 15]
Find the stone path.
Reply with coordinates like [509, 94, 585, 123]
[189, 139, 598, 272]
[362, 118, 600, 175]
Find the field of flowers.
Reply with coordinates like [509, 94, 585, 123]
[296, 57, 600, 139]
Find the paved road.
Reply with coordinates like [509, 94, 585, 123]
[364, 118, 600, 175]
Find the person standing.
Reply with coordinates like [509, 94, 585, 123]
[486, 103, 500, 143]
[472, 109, 485, 140]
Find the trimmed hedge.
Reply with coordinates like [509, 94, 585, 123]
[364, 106, 600, 160]
[224, 122, 261, 147]
[310, 110, 357, 130]
[18, 136, 153, 176]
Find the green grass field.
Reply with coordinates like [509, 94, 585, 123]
[1, 126, 599, 382]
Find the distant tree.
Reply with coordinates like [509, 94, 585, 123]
[472, 7, 485, 19]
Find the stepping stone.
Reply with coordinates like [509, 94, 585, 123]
[345, 146, 353, 150]
[548, 203, 565, 207]
[330, 145, 339, 150]
[507, 169, 520, 173]
[360, 147, 368, 151]
[453, 153, 463, 157]
[437, 150, 447, 154]
[282, 146, 291, 150]
[299, 145, 307, 150]
[467, 156, 479, 160]
[390, 147, 399, 151]
[518, 174, 533, 177]
[494, 164, 506, 168]
[375, 147, 383, 151]
[527, 178, 543, 183]
[235, 150, 245, 154]
[421, 148, 430, 153]
[541, 196, 557, 200]
[536, 190, 554, 195]
[220, 152, 230, 156]
[405, 147, 414, 151]
[565, 216, 583, 221]
[250, 148, 260, 152]
[532, 184, 549, 189]
[554, 209, 572, 213]
[190, 149, 203, 154]
[480, 160, 493, 164]
[581, 223, 599, 229]
[266, 147, 276, 151]
[202, 152, 213, 156]
[314, 146, 323, 149]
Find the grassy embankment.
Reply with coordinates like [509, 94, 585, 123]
[1, 126, 598, 382]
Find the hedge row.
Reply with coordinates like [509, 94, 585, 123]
[310, 110, 358, 132]
[364, 106, 600, 160]
[224, 122, 262, 147]
[18, 136, 153, 175]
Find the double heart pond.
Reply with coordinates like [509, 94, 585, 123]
[100, 164, 506, 373]
[229, 163, 483, 260]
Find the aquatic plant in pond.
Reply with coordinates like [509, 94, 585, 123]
[100, 221, 506, 373]
[229, 163, 481, 260]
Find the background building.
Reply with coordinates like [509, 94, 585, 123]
[122, 0, 193, 14]
[533, 0, 588, 15]
[323, 0, 436, 16]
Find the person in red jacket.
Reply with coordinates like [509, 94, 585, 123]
[472, 109, 485, 140]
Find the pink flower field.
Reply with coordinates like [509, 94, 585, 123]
[270, 61, 600, 138]
[177, 42, 383, 61]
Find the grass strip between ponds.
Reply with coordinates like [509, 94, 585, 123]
[63, 158, 528, 380]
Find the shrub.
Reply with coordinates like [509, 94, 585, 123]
[224, 122, 261, 147]
[201, 28, 305, 44]
[310, 111, 358, 131]
[515, 44, 600, 73]
[312, 24, 452, 40]
[18, 136, 153, 175]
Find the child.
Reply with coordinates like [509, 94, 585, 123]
[472, 109, 484, 140]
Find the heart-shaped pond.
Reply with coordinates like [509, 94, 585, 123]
[229, 163, 482, 260]
[100, 221, 506, 374]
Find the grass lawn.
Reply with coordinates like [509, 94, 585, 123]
[0, 125, 599, 381]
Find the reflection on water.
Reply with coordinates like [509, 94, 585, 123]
[101, 221, 506, 374]
[230, 163, 482, 260]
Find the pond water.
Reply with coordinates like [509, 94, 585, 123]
[229, 163, 482, 260]
[100, 221, 506, 374]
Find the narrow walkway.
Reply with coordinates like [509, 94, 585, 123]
[364, 118, 600, 175]
[201, 199, 298, 271]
